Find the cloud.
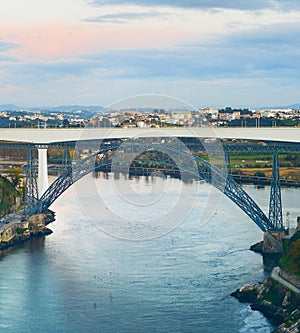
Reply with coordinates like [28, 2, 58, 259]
[84, 11, 167, 23]
[0, 38, 19, 63]
[4, 60, 98, 82]
[226, 23, 300, 48]
[2, 18, 300, 108]
[0, 38, 19, 52]
[3, 20, 300, 85]
[73, 21, 300, 81]
[0, 56, 17, 62]
[86, 0, 300, 10]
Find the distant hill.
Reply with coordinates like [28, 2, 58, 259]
[1, 103, 300, 112]
[256, 103, 300, 110]
[0, 104, 21, 111]
[0, 105, 103, 112]
[31, 105, 104, 112]
[288, 103, 300, 109]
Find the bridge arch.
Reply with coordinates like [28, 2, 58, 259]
[28, 144, 273, 232]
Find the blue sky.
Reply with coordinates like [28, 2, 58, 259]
[0, 0, 300, 107]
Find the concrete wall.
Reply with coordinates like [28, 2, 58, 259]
[279, 268, 300, 289]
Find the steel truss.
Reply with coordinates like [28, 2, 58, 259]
[30, 143, 276, 231]
[0, 138, 288, 231]
[61, 148, 71, 173]
[268, 152, 283, 229]
[23, 148, 38, 214]
[192, 154, 271, 231]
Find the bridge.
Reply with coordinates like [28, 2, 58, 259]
[1, 127, 300, 235]
[0, 127, 300, 143]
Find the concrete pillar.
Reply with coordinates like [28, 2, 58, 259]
[37, 148, 49, 198]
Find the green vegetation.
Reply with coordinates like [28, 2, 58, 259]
[7, 166, 23, 188]
[0, 167, 25, 218]
[15, 227, 26, 235]
[229, 152, 300, 169]
[226, 151, 300, 181]
[262, 278, 286, 305]
[280, 230, 300, 277]
[0, 175, 19, 217]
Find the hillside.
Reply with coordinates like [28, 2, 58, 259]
[0, 175, 19, 217]
[280, 229, 300, 277]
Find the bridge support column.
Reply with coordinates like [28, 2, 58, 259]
[24, 148, 38, 214]
[225, 151, 231, 174]
[37, 146, 49, 199]
[268, 152, 283, 230]
[62, 147, 71, 173]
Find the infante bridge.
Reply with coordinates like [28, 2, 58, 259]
[1, 128, 300, 234]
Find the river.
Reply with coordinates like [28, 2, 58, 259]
[1, 173, 299, 333]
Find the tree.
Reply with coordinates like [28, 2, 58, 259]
[7, 166, 23, 189]
[0, 175, 18, 216]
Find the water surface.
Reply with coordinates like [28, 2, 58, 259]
[2, 175, 296, 332]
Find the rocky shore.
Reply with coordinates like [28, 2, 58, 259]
[232, 226, 300, 333]
[0, 227, 53, 251]
[231, 275, 300, 332]
[0, 210, 55, 252]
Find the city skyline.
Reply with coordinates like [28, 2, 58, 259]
[1, 0, 300, 107]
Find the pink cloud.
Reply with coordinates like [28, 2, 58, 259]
[0, 24, 186, 61]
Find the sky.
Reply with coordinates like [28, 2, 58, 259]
[1, 0, 300, 108]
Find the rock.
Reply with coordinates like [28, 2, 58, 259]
[251, 300, 284, 325]
[250, 240, 264, 253]
[275, 319, 300, 332]
[282, 292, 291, 307]
[232, 277, 300, 330]
[231, 284, 259, 303]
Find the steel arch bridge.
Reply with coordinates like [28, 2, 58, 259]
[28, 144, 276, 232]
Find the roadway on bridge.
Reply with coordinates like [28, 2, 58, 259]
[0, 127, 300, 144]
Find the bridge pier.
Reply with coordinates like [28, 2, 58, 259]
[37, 146, 49, 199]
[62, 147, 71, 173]
[225, 151, 231, 174]
[268, 151, 283, 230]
[24, 148, 38, 213]
[262, 230, 284, 254]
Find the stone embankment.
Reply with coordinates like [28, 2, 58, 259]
[250, 230, 286, 255]
[0, 210, 55, 251]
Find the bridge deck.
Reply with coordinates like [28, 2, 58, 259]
[0, 128, 299, 144]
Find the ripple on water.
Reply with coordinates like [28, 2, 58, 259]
[0, 178, 288, 332]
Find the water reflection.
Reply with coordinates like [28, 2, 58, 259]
[1, 178, 297, 332]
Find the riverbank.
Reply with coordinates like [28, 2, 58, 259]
[94, 166, 300, 188]
[0, 227, 52, 251]
[232, 229, 300, 332]
[0, 210, 55, 252]
[231, 271, 300, 332]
